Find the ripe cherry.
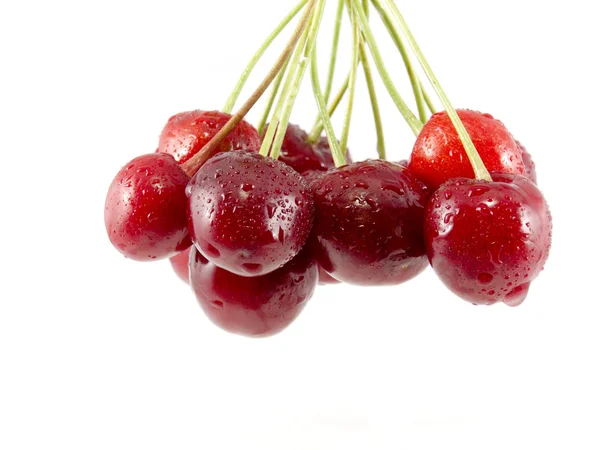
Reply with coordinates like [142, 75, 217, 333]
[105, 153, 191, 261]
[190, 245, 317, 337]
[409, 109, 525, 190]
[157, 110, 260, 165]
[263, 123, 350, 174]
[311, 160, 429, 285]
[169, 247, 192, 284]
[424, 173, 552, 306]
[187, 151, 315, 277]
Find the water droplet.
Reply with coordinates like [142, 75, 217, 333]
[211, 300, 224, 309]
[477, 273, 494, 285]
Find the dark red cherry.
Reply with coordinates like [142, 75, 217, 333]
[105, 153, 191, 261]
[409, 109, 525, 190]
[515, 140, 537, 184]
[190, 245, 317, 337]
[157, 110, 260, 165]
[169, 247, 192, 284]
[424, 173, 552, 306]
[263, 123, 351, 174]
[187, 151, 314, 277]
[311, 160, 429, 285]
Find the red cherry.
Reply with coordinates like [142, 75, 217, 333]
[105, 153, 191, 261]
[169, 247, 192, 284]
[409, 109, 525, 190]
[424, 173, 552, 306]
[157, 110, 260, 165]
[187, 151, 315, 277]
[263, 123, 351, 174]
[190, 245, 317, 337]
[311, 160, 429, 285]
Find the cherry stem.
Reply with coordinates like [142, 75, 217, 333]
[257, 55, 291, 135]
[181, 0, 318, 178]
[370, 0, 427, 123]
[222, 0, 308, 114]
[259, 17, 312, 158]
[323, 0, 345, 103]
[350, 0, 422, 136]
[359, 41, 386, 159]
[421, 80, 437, 114]
[382, 0, 491, 181]
[270, 0, 326, 160]
[310, 39, 345, 167]
[307, 71, 351, 143]
[339, 1, 360, 157]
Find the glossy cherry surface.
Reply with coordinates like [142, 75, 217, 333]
[311, 160, 429, 285]
[169, 247, 192, 284]
[157, 110, 260, 165]
[105, 153, 191, 261]
[424, 173, 552, 306]
[264, 123, 350, 174]
[187, 151, 315, 277]
[190, 246, 317, 337]
[409, 109, 525, 190]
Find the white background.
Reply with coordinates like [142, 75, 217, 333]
[1, 0, 599, 449]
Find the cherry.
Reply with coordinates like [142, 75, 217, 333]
[515, 140, 537, 184]
[311, 159, 429, 285]
[105, 153, 191, 261]
[424, 173, 552, 306]
[169, 247, 192, 284]
[409, 109, 525, 190]
[187, 151, 315, 277]
[190, 245, 317, 337]
[262, 123, 351, 174]
[157, 110, 261, 165]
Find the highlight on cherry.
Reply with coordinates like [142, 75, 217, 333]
[104, 0, 552, 338]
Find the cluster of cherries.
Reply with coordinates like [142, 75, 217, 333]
[105, 107, 552, 337]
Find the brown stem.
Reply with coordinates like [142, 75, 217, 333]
[181, 0, 318, 178]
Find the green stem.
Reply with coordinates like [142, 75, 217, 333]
[257, 55, 291, 135]
[307, 72, 350, 143]
[271, 0, 326, 160]
[383, 0, 491, 180]
[339, 2, 360, 157]
[222, 0, 308, 114]
[421, 80, 437, 115]
[181, 0, 318, 177]
[310, 44, 345, 167]
[350, 0, 422, 136]
[323, 0, 345, 103]
[359, 41, 386, 159]
[259, 23, 311, 157]
[370, 0, 427, 124]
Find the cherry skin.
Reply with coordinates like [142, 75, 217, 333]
[105, 153, 191, 261]
[263, 123, 351, 174]
[424, 173, 552, 306]
[169, 247, 192, 284]
[187, 151, 315, 277]
[157, 110, 260, 165]
[409, 109, 525, 190]
[311, 159, 429, 286]
[190, 245, 318, 337]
